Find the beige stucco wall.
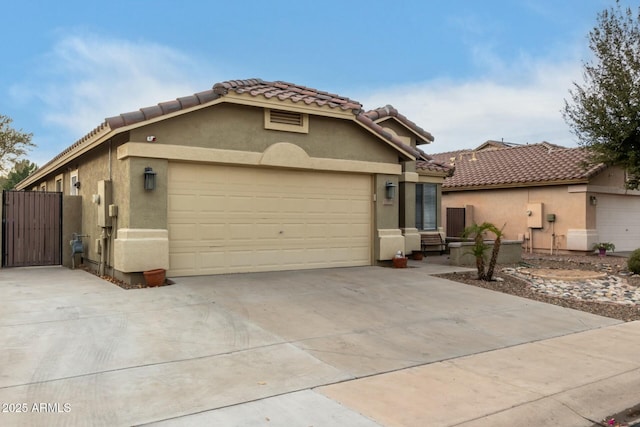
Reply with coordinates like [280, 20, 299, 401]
[128, 102, 414, 263]
[589, 166, 627, 187]
[62, 196, 82, 268]
[374, 174, 403, 259]
[126, 157, 168, 229]
[130, 103, 400, 164]
[25, 140, 131, 275]
[442, 185, 587, 252]
[20, 101, 442, 274]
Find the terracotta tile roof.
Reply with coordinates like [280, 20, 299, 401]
[364, 105, 434, 143]
[416, 157, 454, 175]
[106, 89, 221, 129]
[212, 78, 363, 111]
[430, 142, 606, 189]
[354, 114, 422, 158]
[32, 79, 434, 179]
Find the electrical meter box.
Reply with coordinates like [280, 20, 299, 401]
[97, 180, 112, 227]
[526, 203, 543, 229]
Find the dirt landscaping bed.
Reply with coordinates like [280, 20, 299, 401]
[435, 253, 640, 322]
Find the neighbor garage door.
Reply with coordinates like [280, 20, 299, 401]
[596, 194, 640, 251]
[168, 163, 372, 276]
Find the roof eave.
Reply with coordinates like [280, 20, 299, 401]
[353, 116, 417, 160]
[16, 96, 230, 190]
[374, 116, 434, 144]
[442, 178, 591, 192]
[17, 125, 115, 189]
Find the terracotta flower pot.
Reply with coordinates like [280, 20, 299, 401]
[392, 257, 408, 268]
[412, 251, 424, 261]
[143, 269, 166, 287]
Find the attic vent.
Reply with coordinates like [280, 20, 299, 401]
[271, 110, 302, 126]
[264, 108, 309, 134]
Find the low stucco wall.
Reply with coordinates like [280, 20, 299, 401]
[449, 240, 523, 266]
[113, 228, 169, 273]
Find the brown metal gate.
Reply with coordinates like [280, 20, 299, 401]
[2, 191, 62, 267]
[446, 207, 466, 238]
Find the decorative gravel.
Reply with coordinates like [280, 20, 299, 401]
[502, 267, 640, 305]
[435, 253, 640, 322]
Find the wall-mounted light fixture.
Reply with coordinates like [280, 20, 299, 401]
[73, 181, 81, 189]
[385, 181, 397, 199]
[144, 167, 157, 191]
[590, 195, 598, 206]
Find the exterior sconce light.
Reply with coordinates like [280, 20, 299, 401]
[144, 167, 157, 191]
[590, 195, 597, 206]
[385, 181, 397, 199]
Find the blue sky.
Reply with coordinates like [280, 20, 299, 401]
[1, 0, 619, 167]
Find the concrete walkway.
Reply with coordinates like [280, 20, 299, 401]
[0, 261, 635, 426]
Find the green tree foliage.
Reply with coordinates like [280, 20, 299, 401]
[461, 222, 504, 281]
[0, 159, 38, 190]
[0, 114, 34, 174]
[563, 1, 640, 190]
[628, 248, 640, 274]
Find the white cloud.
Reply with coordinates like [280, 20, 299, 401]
[11, 32, 221, 165]
[40, 34, 218, 135]
[356, 60, 584, 154]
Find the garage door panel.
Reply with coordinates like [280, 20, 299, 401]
[596, 194, 640, 251]
[168, 163, 372, 276]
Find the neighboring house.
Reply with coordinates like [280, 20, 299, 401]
[16, 79, 451, 282]
[431, 141, 640, 253]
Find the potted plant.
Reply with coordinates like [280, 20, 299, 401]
[593, 242, 615, 256]
[392, 251, 408, 268]
[143, 268, 166, 287]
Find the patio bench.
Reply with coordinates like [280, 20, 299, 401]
[421, 233, 445, 255]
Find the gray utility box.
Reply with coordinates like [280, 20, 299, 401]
[97, 180, 112, 227]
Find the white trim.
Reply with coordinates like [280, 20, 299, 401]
[223, 92, 355, 119]
[586, 185, 640, 196]
[55, 174, 64, 192]
[118, 142, 402, 175]
[70, 169, 79, 195]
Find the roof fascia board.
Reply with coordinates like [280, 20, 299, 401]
[442, 179, 589, 192]
[17, 97, 230, 189]
[417, 170, 450, 178]
[221, 92, 355, 119]
[374, 116, 432, 143]
[419, 175, 447, 184]
[18, 126, 114, 189]
[351, 120, 416, 161]
[584, 184, 640, 196]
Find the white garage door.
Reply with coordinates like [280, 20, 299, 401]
[596, 194, 640, 251]
[168, 163, 372, 276]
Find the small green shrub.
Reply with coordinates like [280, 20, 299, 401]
[629, 249, 640, 274]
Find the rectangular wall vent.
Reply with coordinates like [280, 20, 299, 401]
[270, 110, 303, 126]
[264, 109, 309, 133]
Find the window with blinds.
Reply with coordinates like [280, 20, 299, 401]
[416, 183, 437, 230]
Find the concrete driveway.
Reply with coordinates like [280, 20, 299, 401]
[0, 262, 628, 426]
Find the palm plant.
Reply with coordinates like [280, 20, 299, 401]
[461, 222, 505, 281]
